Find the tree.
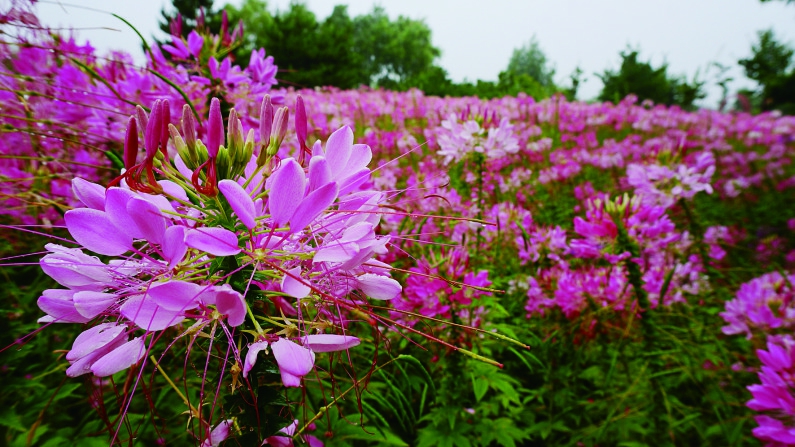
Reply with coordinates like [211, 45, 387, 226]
[504, 37, 556, 89]
[598, 49, 705, 110]
[223, 2, 441, 89]
[352, 6, 440, 88]
[738, 29, 795, 114]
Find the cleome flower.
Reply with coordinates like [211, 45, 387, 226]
[35, 95, 399, 444]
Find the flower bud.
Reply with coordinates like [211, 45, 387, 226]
[259, 95, 273, 152]
[145, 100, 163, 159]
[123, 116, 138, 170]
[267, 107, 289, 156]
[241, 128, 255, 165]
[159, 99, 171, 160]
[207, 98, 223, 158]
[181, 104, 197, 150]
[134, 105, 148, 136]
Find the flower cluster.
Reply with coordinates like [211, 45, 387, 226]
[37, 95, 399, 444]
[0, 1, 279, 225]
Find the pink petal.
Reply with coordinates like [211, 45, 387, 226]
[185, 227, 241, 256]
[37, 289, 90, 323]
[105, 187, 142, 238]
[356, 274, 402, 300]
[148, 280, 204, 311]
[311, 140, 323, 158]
[66, 323, 127, 361]
[289, 181, 338, 232]
[308, 156, 331, 192]
[215, 287, 246, 327]
[39, 247, 111, 291]
[120, 294, 184, 331]
[281, 267, 311, 299]
[314, 241, 359, 264]
[72, 178, 106, 210]
[302, 334, 360, 353]
[338, 168, 371, 196]
[73, 291, 117, 319]
[90, 336, 147, 377]
[187, 31, 204, 58]
[340, 222, 374, 242]
[347, 144, 372, 173]
[65, 209, 132, 256]
[271, 338, 315, 379]
[202, 419, 233, 447]
[269, 158, 306, 226]
[279, 370, 303, 388]
[163, 226, 187, 268]
[324, 126, 353, 181]
[243, 340, 269, 378]
[66, 335, 127, 377]
[219, 179, 257, 229]
[158, 180, 190, 203]
[127, 197, 167, 245]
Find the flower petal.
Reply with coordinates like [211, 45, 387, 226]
[105, 187, 142, 238]
[185, 227, 241, 256]
[66, 323, 127, 361]
[64, 209, 132, 256]
[281, 266, 311, 299]
[325, 126, 354, 181]
[314, 241, 359, 264]
[90, 336, 147, 377]
[219, 179, 257, 229]
[356, 274, 402, 300]
[127, 197, 167, 245]
[289, 181, 338, 232]
[73, 291, 117, 319]
[149, 280, 204, 311]
[163, 225, 187, 268]
[72, 178, 106, 210]
[308, 155, 331, 192]
[37, 289, 90, 323]
[120, 294, 184, 331]
[269, 158, 305, 226]
[302, 334, 360, 353]
[243, 340, 269, 378]
[215, 287, 246, 327]
[271, 338, 315, 379]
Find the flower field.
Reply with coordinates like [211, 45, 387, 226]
[2, 2, 795, 446]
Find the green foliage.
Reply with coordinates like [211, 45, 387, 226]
[222, 1, 566, 99]
[352, 7, 440, 89]
[224, 1, 439, 90]
[738, 29, 795, 114]
[598, 49, 705, 109]
[505, 36, 556, 89]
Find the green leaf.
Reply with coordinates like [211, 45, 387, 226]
[0, 408, 26, 432]
[471, 374, 489, 402]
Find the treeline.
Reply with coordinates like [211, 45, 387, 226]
[160, 0, 795, 112]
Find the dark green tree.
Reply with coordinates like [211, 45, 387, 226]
[738, 29, 795, 114]
[352, 6, 440, 89]
[223, 1, 440, 89]
[598, 49, 705, 109]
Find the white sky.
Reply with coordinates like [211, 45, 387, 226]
[33, 0, 795, 107]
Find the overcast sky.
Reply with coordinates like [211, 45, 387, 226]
[34, 0, 795, 107]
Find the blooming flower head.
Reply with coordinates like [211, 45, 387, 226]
[35, 96, 399, 444]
